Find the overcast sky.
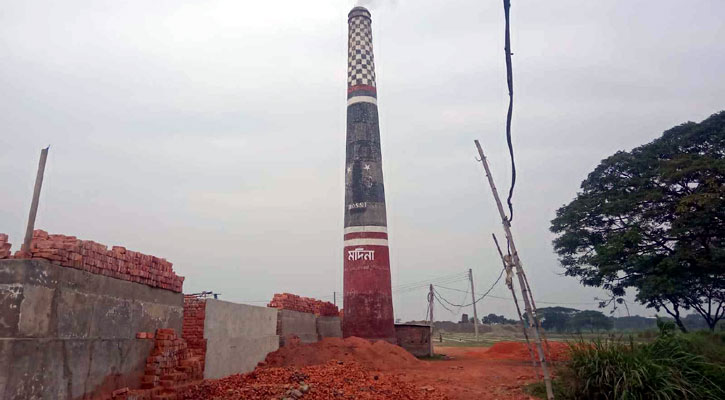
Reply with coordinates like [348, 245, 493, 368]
[1, 0, 723, 322]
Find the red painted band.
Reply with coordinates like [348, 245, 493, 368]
[344, 232, 388, 240]
[347, 84, 377, 94]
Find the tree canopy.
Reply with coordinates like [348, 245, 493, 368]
[551, 111, 725, 331]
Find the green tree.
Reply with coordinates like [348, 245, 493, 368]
[569, 310, 614, 332]
[551, 112, 725, 332]
[537, 307, 578, 332]
[482, 313, 517, 325]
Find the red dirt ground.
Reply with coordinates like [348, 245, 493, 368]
[181, 339, 567, 400]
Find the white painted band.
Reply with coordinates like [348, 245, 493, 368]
[347, 96, 377, 106]
[344, 238, 389, 247]
[344, 226, 387, 234]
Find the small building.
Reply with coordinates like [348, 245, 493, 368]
[394, 323, 433, 357]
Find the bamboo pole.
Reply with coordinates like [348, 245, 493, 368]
[475, 140, 554, 400]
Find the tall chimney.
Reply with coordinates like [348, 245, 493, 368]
[342, 6, 396, 342]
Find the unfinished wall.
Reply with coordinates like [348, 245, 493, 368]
[277, 309, 318, 345]
[268, 292, 339, 316]
[18, 230, 184, 292]
[182, 295, 207, 359]
[202, 299, 279, 379]
[394, 324, 432, 357]
[316, 316, 343, 339]
[0, 259, 183, 399]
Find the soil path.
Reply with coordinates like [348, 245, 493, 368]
[390, 346, 539, 399]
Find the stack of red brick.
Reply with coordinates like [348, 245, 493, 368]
[268, 293, 339, 317]
[182, 296, 207, 358]
[114, 329, 203, 400]
[18, 230, 184, 292]
[0, 234, 11, 259]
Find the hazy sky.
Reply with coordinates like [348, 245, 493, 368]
[1, 0, 723, 322]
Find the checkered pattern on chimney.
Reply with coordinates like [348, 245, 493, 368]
[347, 11, 376, 88]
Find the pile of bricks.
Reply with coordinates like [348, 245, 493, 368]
[182, 296, 207, 358]
[0, 234, 11, 259]
[19, 230, 184, 292]
[268, 293, 339, 317]
[113, 329, 204, 400]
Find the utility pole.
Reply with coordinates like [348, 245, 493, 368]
[468, 268, 480, 340]
[333, 291, 336, 307]
[475, 139, 554, 400]
[427, 284, 435, 356]
[21, 146, 50, 254]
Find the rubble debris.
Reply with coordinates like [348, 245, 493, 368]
[260, 337, 421, 371]
[15, 229, 184, 292]
[179, 361, 448, 400]
[268, 293, 339, 317]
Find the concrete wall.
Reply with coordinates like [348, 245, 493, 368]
[203, 299, 279, 379]
[0, 259, 183, 399]
[394, 324, 432, 357]
[277, 309, 318, 346]
[316, 316, 342, 339]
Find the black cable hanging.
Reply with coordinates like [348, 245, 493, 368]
[503, 0, 516, 222]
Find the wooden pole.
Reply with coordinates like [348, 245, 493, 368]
[475, 139, 554, 400]
[468, 268, 480, 340]
[493, 233, 539, 372]
[21, 146, 49, 254]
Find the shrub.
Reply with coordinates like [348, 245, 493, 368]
[553, 322, 725, 399]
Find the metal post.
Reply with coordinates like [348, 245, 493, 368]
[469, 268, 480, 340]
[475, 139, 554, 400]
[21, 146, 49, 254]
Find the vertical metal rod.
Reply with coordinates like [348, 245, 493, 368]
[21, 146, 49, 254]
[468, 268, 480, 340]
[475, 139, 554, 400]
[493, 233, 539, 372]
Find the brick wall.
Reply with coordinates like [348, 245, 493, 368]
[110, 328, 203, 400]
[182, 296, 207, 359]
[268, 293, 339, 317]
[0, 233, 10, 259]
[13, 230, 184, 292]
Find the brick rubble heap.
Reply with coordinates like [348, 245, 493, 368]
[19, 230, 184, 292]
[268, 293, 339, 317]
[182, 296, 207, 358]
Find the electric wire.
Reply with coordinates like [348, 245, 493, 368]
[503, 0, 516, 222]
[433, 266, 506, 307]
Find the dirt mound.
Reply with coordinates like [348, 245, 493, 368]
[483, 341, 570, 361]
[260, 337, 422, 371]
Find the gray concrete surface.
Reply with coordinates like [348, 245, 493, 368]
[0, 259, 183, 339]
[0, 259, 183, 399]
[277, 309, 318, 345]
[203, 299, 279, 379]
[316, 316, 342, 339]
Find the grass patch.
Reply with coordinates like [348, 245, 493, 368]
[528, 321, 725, 399]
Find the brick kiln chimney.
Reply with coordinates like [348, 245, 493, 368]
[342, 6, 396, 342]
